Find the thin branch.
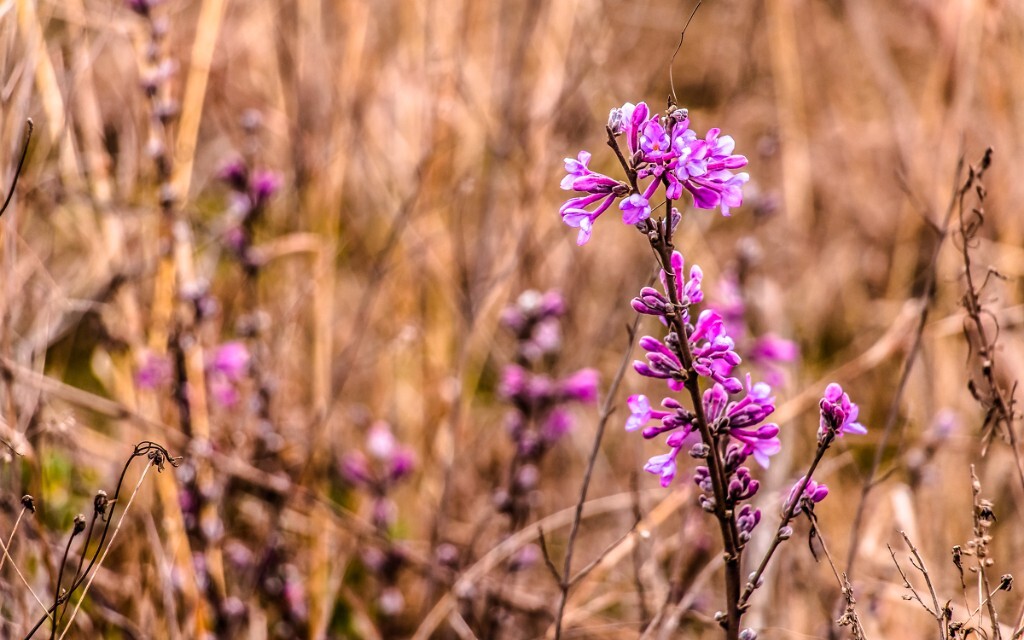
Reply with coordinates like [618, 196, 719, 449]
[552, 314, 640, 639]
[57, 462, 155, 640]
[0, 507, 51, 618]
[668, 3, 703, 107]
[888, 531, 944, 639]
[0, 119, 33, 219]
[845, 152, 967, 581]
[805, 516, 866, 640]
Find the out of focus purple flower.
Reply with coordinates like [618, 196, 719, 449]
[339, 421, 416, 514]
[136, 351, 171, 389]
[501, 290, 566, 361]
[371, 498, 397, 529]
[126, 0, 160, 16]
[787, 476, 829, 514]
[819, 383, 867, 438]
[340, 451, 371, 485]
[390, 449, 416, 481]
[211, 341, 250, 381]
[930, 408, 959, 440]
[508, 544, 541, 572]
[541, 408, 573, 443]
[366, 421, 397, 460]
[209, 376, 239, 408]
[711, 270, 798, 387]
[218, 158, 249, 191]
[378, 587, 405, 616]
[559, 368, 599, 403]
[499, 364, 528, 400]
[251, 169, 282, 205]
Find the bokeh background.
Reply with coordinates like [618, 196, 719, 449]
[2, 0, 1024, 637]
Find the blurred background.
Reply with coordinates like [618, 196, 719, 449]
[2, 0, 1024, 637]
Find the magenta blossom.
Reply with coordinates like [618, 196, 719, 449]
[625, 394, 671, 432]
[211, 341, 250, 381]
[689, 310, 742, 393]
[631, 251, 704, 325]
[787, 476, 829, 514]
[819, 383, 867, 438]
[558, 368, 599, 403]
[703, 379, 780, 468]
[136, 351, 171, 390]
[559, 151, 628, 245]
[560, 101, 748, 244]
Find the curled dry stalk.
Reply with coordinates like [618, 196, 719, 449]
[954, 149, 1024, 493]
[21, 442, 180, 640]
[889, 531, 946, 639]
[889, 468, 1013, 640]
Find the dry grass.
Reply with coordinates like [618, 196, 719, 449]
[1, 0, 1024, 637]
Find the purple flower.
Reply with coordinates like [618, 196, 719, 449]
[211, 341, 250, 381]
[560, 101, 749, 244]
[559, 152, 626, 245]
[218, 158, 249, 191]
[736, 504, 761, 542]
[558, 368, 599, 403]
[660, 251, 704, 308]
[819, 383, 867, 438]
[541, 407, 573, 443]
[703, 379, 780, 467]
[634, 335, 686, 391]
[787, 476, 829, 514]
[689, 310, 742, 392]
[136, 351, 171, 389]
[631, 252, 704, 325]
[251, 169, 282, 205]
[625, 394, 669, 432]
[619, 193, 651, 225]
[340, 451, 371, 485]
[644, 449, 681, 487]
[727, 466, 760, 501]
[608, 103, 635, 135]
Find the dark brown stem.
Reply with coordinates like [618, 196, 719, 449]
[649, 221, 741, 639]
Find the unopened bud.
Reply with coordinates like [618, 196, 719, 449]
[689, 443, 711, 458]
